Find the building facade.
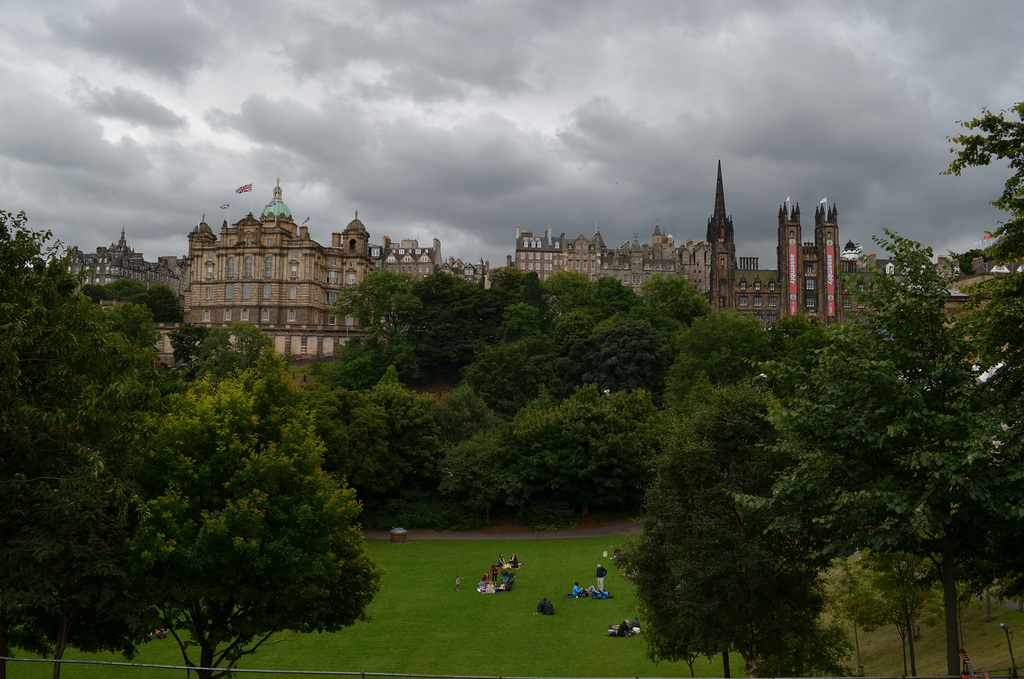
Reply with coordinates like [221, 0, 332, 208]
[71, 228, 188, 300]
[378, 236, 442, 278]
[183, 181, 373, 356]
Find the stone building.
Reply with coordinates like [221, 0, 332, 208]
[71, 228, 188, 300]
[378, 236, 442, 278]
[512, 225, 565, 280]
[182, 180, 373, 356]
[600, 224, 683, 292]
[437, 256, 492, 287]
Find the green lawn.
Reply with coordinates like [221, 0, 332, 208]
[12, 535, 1024, 678]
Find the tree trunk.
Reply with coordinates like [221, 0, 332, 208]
[907, 613, 918, 676]
[940, 540, 960, 678]
[743, 622, 759, 678]
[722, 649, 731, 678]
[52, 605, 75, 679]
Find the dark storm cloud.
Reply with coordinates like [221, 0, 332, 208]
[73, 80, 187, 130]
[46, 0, 217, 83]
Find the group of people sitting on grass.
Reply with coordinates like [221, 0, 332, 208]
[477, 552, 520, 594]
[565, 581, 613, 599]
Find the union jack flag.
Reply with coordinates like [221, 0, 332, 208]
[235, 183, 253, 194]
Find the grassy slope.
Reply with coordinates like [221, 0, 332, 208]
[14, 536, 1024, 678]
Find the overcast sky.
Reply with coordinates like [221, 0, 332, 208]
[2, 1, 1021, 270]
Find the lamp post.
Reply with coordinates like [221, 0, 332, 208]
[1002, 623, 1018, 679]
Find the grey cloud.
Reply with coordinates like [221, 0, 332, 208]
[73, 81, 187, 130]
[46, 0, 217, 83]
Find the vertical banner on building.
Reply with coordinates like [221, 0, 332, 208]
[788, 237, 798, 316]
[825, 237, 836, 317]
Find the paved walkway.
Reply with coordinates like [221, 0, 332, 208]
[364, 519, 640, 541]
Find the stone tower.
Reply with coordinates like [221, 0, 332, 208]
[706, 161, 736, 310]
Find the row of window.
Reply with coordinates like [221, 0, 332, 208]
[737, 295, 779, 308]
[201, 308, 355, 325]
[203, 285, 342, 303]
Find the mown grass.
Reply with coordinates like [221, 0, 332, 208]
[11, 535, 1024, 678]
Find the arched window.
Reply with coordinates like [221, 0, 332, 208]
[349, 239, 357, 251]
[264, 257, 273, 278]
[244, 256, 253, 278]
[226, 257, 235, 279]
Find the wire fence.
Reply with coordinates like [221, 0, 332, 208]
[1, 658, 1016, 679]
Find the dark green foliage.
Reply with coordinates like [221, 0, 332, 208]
[664, 309, 771, 407]
[104, 302, 158, 352]
[321, 337, 419, 391]
[766, 231, 1013, 678]
[364, 491, 484, 531]
[145, 283, 182, 323]
[594, 275, 638, 319]
[0, 209, 158, 676]
[103, 279, 149, 305]
[568, 317, 671, 402]
[167, 322, 210, 365]
[299, 383, 387, 492]
[498, 302, 542, 342]
[130, 357, 381, 679]
[435, 385, 496, 444]
[463, 336, 563, 418]
[334, 270, 421, 344]
[519, 498, 577, 530]
[626, 381, 845, 677]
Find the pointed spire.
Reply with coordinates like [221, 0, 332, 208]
[713, 160, 727, 221]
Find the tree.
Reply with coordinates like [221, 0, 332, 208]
[333, 270, 420, 344]
[664, 310, 771, 407]
[625, 381, 846, 678]
[594, 275, 638, 320]
[0, 210, 157, 679]
[434, 385, 496, 444]
[103, 279, 149, 305]
[568, 318, 671, 402]
[130, 357, 381, 679]
[858, 551, 940, 677]
[463, 336, 563, 418]
[193, 322, 272, 378]
[639, 273, 711, 327]
[498, 302, 542, 343]
[945, 101, 1024, 262]
[439, 430, 517, 525]
[765, 232, 1013, 678]
[542, 269, 595, 319]
[104, 302, 159, 353]
[167, 323, 210, 365]
[146, 283, 182, 323]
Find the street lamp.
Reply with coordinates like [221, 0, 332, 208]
[1002, 623, 1018, 679]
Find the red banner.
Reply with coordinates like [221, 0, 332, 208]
[788, 239, 798, 316]
[825, 238, 836, 316]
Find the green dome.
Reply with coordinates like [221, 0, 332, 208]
[262, 200, 292, 219]
[262, 179, 292, 219]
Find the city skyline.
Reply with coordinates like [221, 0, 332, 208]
[2, 1, 1021, 267]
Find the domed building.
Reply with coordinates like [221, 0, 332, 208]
[184, 180, 373, 356]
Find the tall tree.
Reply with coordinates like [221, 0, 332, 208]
[0, 210, 157, 679]
[765, 232, 1012, 678]
[104, 302, 159, 353]
[130, 357, 381, 679]
[333, 270, 421, 344]
[146, 283, 183, 323]
[626, 381, 845, 678]
[568, 318, 671, 402]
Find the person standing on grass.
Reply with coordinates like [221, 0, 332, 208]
[456, 575, 461, 591]
[596, 563, 607, 590]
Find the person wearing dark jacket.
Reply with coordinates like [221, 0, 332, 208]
[537, 597, 555, 615]
[596, 563, 607, 590]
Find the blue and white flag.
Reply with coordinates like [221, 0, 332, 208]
[820, 197, 827, 204]
[266, 201, 276, 207]
[220, 203, 230, 209]
[302, 217, 310, 225]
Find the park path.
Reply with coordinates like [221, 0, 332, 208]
[363, 519, 640, 541]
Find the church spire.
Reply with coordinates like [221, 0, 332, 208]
[713, 159, 726, 221]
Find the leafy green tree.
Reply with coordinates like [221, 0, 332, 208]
[320, 337, 419, 391]
[765, 232, 1012, 678]
[193, 322, 272, 378]
[362, 366, 445, 504]
[463, 336, 562, 418]
[409, 273, 499, 382]
[639, 273, 711, 327]
[80, 283, 105, 303]
[568, 318, 671, 402]
[498, 302, 542, 342]
[0, 210, 157, 678]
[542, 269, 595, 319]
[130, 357, 381, 679]
[104, 302, 159, 353]
[103, 279, 149, 305]
[299, 383, 387, 492]
[594, 276, 638, 319]
[763, 314, 830, 396]
[625, 381, 846, 678]
[858, 551, 939, 677]
[946, 103, 1024, 604]
[434, 384, 496, 444]
[168, 322, 210, 365]
[505, 385, 661, 516]
[146, 283, 182, 323]
[664, 310, 771, 407]
[334, 270, 421, 344]
[945, 101, 1024, 262]
[439, 430, 518, 525]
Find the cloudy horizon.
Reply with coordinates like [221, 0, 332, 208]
[2, 1, 1021, 271]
